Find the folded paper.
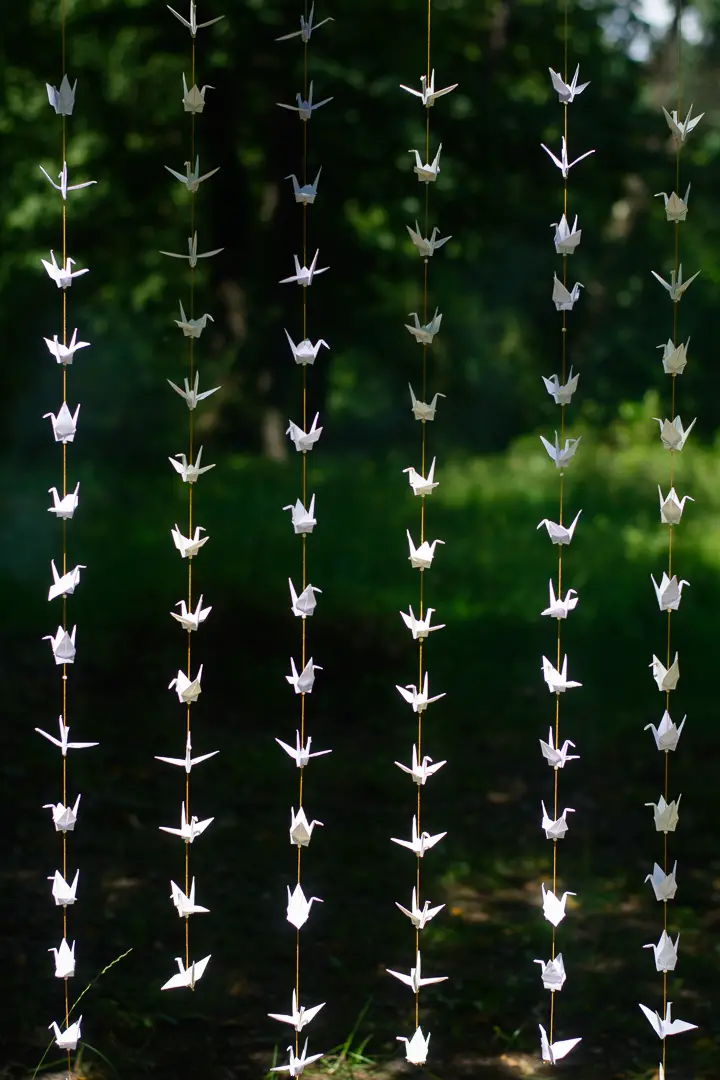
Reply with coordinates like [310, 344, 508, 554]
[159, 801, 213, 842]
[400, 70, 457, 107]
[46, 75, 77, 116]
[662, 104, 703, 146]
[541, 883, 575, 926]
[182, 75, 213, 113]
[170, 877, 209, 916]
[394, 744, 446, 785]
[286, 883, 323, 929]
[160, 231, 223, 267]
[552, 215, 582, 255]
[539, 1024, 581, 1064]
[542, 368, 579, 406]
[645, 710, 686, 751]
[287, 413, 323, 452]
[654, 415, 696, 451]
[284, 329, 328, 365]
[651, 264, 700, 302]
[548, 64, 589, 103]
[50, 869, 79, 906]
[50, 1018, 82, 1049]
[168, 446, 216, 483]
[407, 222, 451, 257]
[542, 654, 581, 693]
[45, 402, 80, 443]
[540, 726, 579, 768]
[39, 161, 96, 200]
[541, 580, 578, 619]
[268, 989, 325, 1031]
[167, 1, 224, 37]
[171, 524, 209, 558]
[48, 560, 85, 602]
[409, 383, 445, 421]
[404, 458, 438, 496]
[400, 605, 445, 639]
[165, 155, 220, 191]
[36, 715, 97, 755]
[41, 251, 89, 289]
[639, 1001, 697, 1039]
[656, 185, 691, 223]
[168, 665, 203, 703]
[534, 953, 566, 991]
[170, 596, 212, 631]
[48, 483, 80, 519]
[406, 530, 444, 569]
[646, 794, 681, 833]
[290, 807, 323, 847]
[283, 496, 317, 534]
[43, 626, 77, 664]
[50, 938, 76, 979]
[280, 250, 329, 286]
[552, 275, 583, 311]
[405, 308, 442, 345]
[537, 510, 581, 545]
[44, 795, 81, 833]
[396, 672, 445, 713]
[644, 930, 680, 972]
[277, 81, 333, 121]
[397, 1028, 430, 1066]
[276, 731, 331, 767]
[270, 1039, 323, 1076]
[44, 329, 90, 366]
[645, 860, 678, 901]
[386, 950, 448, 992]
[156, 732, 218, 773]
[409, 145, 442, 183]
[658, 486, 693, 524]
[289, 579, 321, 618]
[541, 800, 574, 840]
[391, 814, 446, 857]
[175, 301, 214, 338]
[650, 653, 680, 692]
[541, 136, 595, 178]
[286, 657, 322, 694]
[651, 572, 689, 612]
[161, 954, 211, 990]
[395, 887, 444, 929]
[276, 3, 333, 42]
[168, 371, 220, 409]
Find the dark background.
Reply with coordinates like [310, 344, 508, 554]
[1, 0, 720, 1078]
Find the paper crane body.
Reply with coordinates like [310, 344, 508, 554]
[644, 930, 680, 972]
[552, 274, 583, 311]
[646, 861, 678, 901]
[48, 483, 80, 519]
[283, 496, 317, 534]
[160, 801, 213, 843]
[654, 415, 696, 451]
[639, 1001, 697, 1039]
[542, 655, 582, 693]
[540, 727, 579, 768]
[395, 887, 444, 929]
[50, 939, 76, 978]
[406, 531, 444, 569]
[400, 606, 445, 640]
[541, 884, 576, 926]
[277, 81, 333, 120]
[540, 431, 581, 469]
[289, 579, 321, 618]
[42, 251, 89, 289]
[537, 510, 582, 545]
[44, 328, 90, 365]
[40, 161, 96, 201]
[395, 744, 447, 785]
[160, 232, 223, 268]
[405, 308, 442, 344]
[651, 264, 700, 302]
[50, 870, 79, 906]
[161, 955, 211, 990]
[44, 626, 77, 664]
[397, 1028, 430, 1065]
[647, 794, 681, 833]
[171, 524, 208, 558]
[280, 250, 329, 287]
[549, 64, 589, 102]
[552, 214, 582, 254]
[284, 329, 328, 365]
[541, 580, 579, 619]
[404, 458, 438, 496]
[269, 990, 325, 1032]
[170, 877, 209, 917]
[407, 222, 451, 257]
[171, 596, 212, 632]
[45, 402, 80, 443]
[168, 371, 220, 409]
[539, 1024, 581, 1064]
[535, 954, 567, 991]
[48, 560, 85, 602]
[400, 70, 457, 107]
[286, 169, 323, 204]
[652, 572, 689, 612]
[662, 104, 704, 145]
[387, 951, 448, 993]
[168, 665, 203, 703]
[391, 815, 446, 857]
[156, 732, 218, 773]
[286, 657, 322, 694]
[659, 486, 693, 524]
[645, 710, 686, 752]
[277, 3, 333, 41]
[175, 301, 214, 338]
[50, 1018, 82, 1049]
[167, 1, 224, 36]
[543, 368, 579, 405]
[410, 144, 442, 182]
[409, 384, 445, 421]
[658, 337, 690, 376]
[46, 75, 77, 115]
[182, 75, 213, 113]
[286, 884, 323, 929]
[287, 413, 323, 452]
[276, 731, 331, 768]
[36, 715, 97, 756]
[541, 801, 575, 840]
[168, 445, 216, 483]
[650, 653, 680, 692]
[396, 673, 445, 713]
[656, 184, 691, 223]
[44, 795, 81, 833]
[165, 155, 219, 192]
[271, 1039, 324, 1076]
[541, 136, 595, 178]
[290, 807, 323, 847]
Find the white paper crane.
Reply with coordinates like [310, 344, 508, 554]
[662, 104, 704, 145]
[161, 954, 211, 990]
[656, 185, 691, 224]
[541, 883, 576, 926]
[646, 794, 681, 833]
[165, 155, 219, 191]
[50, 869, 79, 906]
[50, 939, 76, 978]
[408, 384, 445, 422]
[50, 1018, 82, 1049]
[44, 328, 90, 366]
[541, 580, 579, 619]
[46, 75, 77, 115]
[277, 3, 333, 41]
[639, 1001, 697, 1039]
[542, 655, 581, 693]
[542, 368, 579, 405]
[156, 732, 218, 773]
[654, 415, 696, 451]
[405, 308, 442, 344]
[170, 877, 209, 917]
[168, 372, 220, 409]
[283, 496, 317, 534]
[548, 64, 589, 102]
[406, 222, 451, 257]
[645, 861, 678, 901]
[658, 486, 693, 524]
[537, 510, 582, 545]
[400, 606, 445, 640]
[36, 715, 97, 755]
[277, 81, 333, 120]
[540, 431, 582, 470]
[285, 169, 323, 205]
[171, 523, 209, 558]
[280, 250, 329, 287]
[289, 579, 322, 618]
[286, 883, 323, 929]
[651, 572, 689, 612]
[395, 887, 445, 930]
[396, 673, 446, 713]
[170, 596, 212, 631]
[43, 626, 77, 664]
[284, 330, 328, 365]
[552, 274, 583, 311]
[552, 214, 582, 255]
[404, 458, 438, 496]
[160, 232, 223, 267]
[400, 70, 458, 107]
[651, 264, 700, 302]
[168, 665, 204, 703]
[169, 446, 216, 483]
[271, 1039, 324, 1076]
[290, 807, 323, 847]
[391, 815, 446, 857]
[539, 1024, 581, 1063]
[286, 657, 322, 694]
[409, 145, 442, 182]
[175, 301, 214, 338]
[48, 560, 85, 602]
[42, 251, 89, 289]
[406, 530, 444, 570]
[534, 953, 566, 991]
[541, 801, 575, 840]
[386, 951, 448, 992]
[539, 727, 579, 768]
[397, 1027, 430, 1065]
[40, 161, 96, 201]
[269, 990, 325, 1031]
[182, 75, 213, 113]
[644, 930, 680, 972]
[650, 653, 680, 692]
[44, 402, 80, 443]
[287, 413, 323, 452]
[657, 337, 689, 376]
[541, 136, 595, 178]
[48, 483, 80, 519]
[275, 731, 331, 768]
[645, 710, 686, 752]
[44, 795, 81, 833]
[160, 801, 213, 842]
[394, 744, 447, 785]
[167, 1, 224, 36]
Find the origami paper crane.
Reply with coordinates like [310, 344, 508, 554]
[286, 657, 322, 694]
[48, 483, 80, 519]
[168, 665, 203, 703]
[387, 951, 448, 992]
[280, 250, 329, 286]
[182, 75, 213, 113]
[397, 1027, 430, 1065]
[540, 431, 581, 469]
[160, 801, 213, 842]
[537, 510, 581, 545]
[539, 1024, 581, 1064]
[36, 715, 97, 755]
[405, 308, 442, 344]
[170, 877, 209, 916]
[171, 524, 209, 558]
[44, 795, 81, 833]
[409, 144, 442, 182]
[156, 732, 218, 773]
[542, 884, 576, 926]
[542, 655, 581, 693]
[286, 169, 323, 205]
[170, 596, 212, 631]
[46, 75, 77, 115]
[286, 883, 323, 929]
[552, 275, 583, 311]
[290, 807, 323, 847]
[275, 732, 331, 768]
[651, 572, 689, 612]
[656, 184, 691, 223]
[50, 1018, 82, 1049]
[269, 990, 325, 1032]
[650, 653, 680, 692]
[406, 222, 451, 257]
[287, 414, 323, 452]
[541, 801, 575, 840]
[400, 70, 457, 107]
[541, 580, 579, 619]
[403, 458, 438, 497]
[396, 673, 446, 713]
[394, 744, 447, 785]
[283, 496, 317, 534]
[169, 446, 216, 483]
[289, 579, 321, 618]
[277, 82, 333, 121]
[40, 161, 96, 202]
[160, 232, 224, 268]
[540, 727, 579, 768]
[654, 415, 696, 451]
[165, 155, 219, 191]
[645, 860, 678, 901]
[406, 531, 444, 569]
[542, 368, 579, 405]
[534, 954, 566, 991]
[391, 814, 446, 857]
[644, 930, 680, 972]
[662, 104, 704, 145]
[409, 384, 445, 421]
[168, 372, 220, 409]
[45, 402, 80, 443]
[284, 329, 329, 365]
[541, 136, 595, 178]
[161, 955, 211, 990]
[167, 1, 224, 36]
[175, 301, 214, 338]
[395, 887, 445, 929]
[651, 264, 700, 302]
[647, 794, 681, 833]
[48, 560, 85, 602]
[552, 214, 582, 255]
[50, 869, 79, 906]
[400, 606, 445, 640]
[548, 64, 589, 102]
[44, 626, 77, 664]
[271, 1039, 323, 1076]
[50, 938, 76, 978]
[44, 328, 90, 366]
[639, 1001, 697, 1038]
[42, 251, 89, 289]
[658, 338, 689, 376]
[645, 710, 686, 752]
[276, 2, 333, 41]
